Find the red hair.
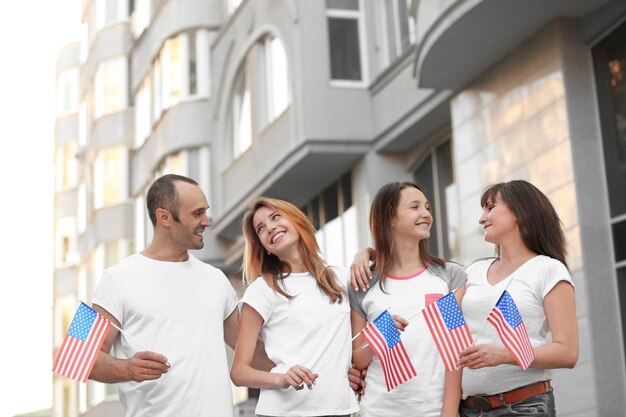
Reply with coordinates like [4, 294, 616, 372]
[242, 197, 344, 303]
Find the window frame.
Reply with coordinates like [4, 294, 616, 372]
[326, 0, 369, 87]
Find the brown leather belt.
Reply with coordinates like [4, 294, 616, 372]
[463, 380, 552, 412]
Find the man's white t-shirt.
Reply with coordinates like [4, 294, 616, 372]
[240, 267, 359, 417]
[349, 263, 467, 417]
[92, 254, 238, 417]
[461, 255, 573, 397]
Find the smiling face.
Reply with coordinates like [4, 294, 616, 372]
[168, 181, 211, 250]
[252, 205, 301, 260]
[392, 186, 432, 242]
[479, 192, 519, 245]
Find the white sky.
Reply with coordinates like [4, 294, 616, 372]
[0, 1, 80, 416]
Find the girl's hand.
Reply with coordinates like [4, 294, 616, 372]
[279, 365, 318, 390]
[350, 247, 374, 291]
[458, 344, 509, 369]
[392, 315, 409, 332]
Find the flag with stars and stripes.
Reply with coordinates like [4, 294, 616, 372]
[487, 290, 535, 370]
[53, 302, 111, 383]
[423, 292, 473, 372]
[361, 310, 416, 391]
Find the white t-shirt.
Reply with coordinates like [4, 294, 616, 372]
[461, 255, 573, 397]
[240, 267, 359, 417]
[92, 254, 239, 417]
[349, 263, 467, 417]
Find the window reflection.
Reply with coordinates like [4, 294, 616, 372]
[414, 138, 460, 261]
[94, 57, 128, 118]
[304, 172, 356, 266]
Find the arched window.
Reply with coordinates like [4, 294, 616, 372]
[229, 33, 291, 159]
[231, 61, 252, 158]
[262, 35, 290, 123]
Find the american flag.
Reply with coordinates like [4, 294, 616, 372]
[423, 292, 473, 372]
[361, 310, 416, 391]
[487, 290, 535, 370]
[53, 302, 111, 383]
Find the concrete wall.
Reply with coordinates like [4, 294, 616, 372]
[450, 19, 626, 416]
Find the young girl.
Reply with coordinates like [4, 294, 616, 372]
[230, 197, 359, 417]
[349, 182, 466, 417]
[458, 180, 578, 417]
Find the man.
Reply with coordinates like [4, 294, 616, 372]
[90, 174, 259, 416]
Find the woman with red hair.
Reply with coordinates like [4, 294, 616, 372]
[231, 197, 359, 417]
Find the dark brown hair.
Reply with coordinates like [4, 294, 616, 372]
[146, 174, 199, 225]
[481, 180, 568, 268]
[242, 197, 344, 303]
[369, 182, 444, 287]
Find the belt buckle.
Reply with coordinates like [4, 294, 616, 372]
[473, 396, 492, 412]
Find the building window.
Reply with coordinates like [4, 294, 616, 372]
[145, 30, 209, 128]
[55, 143, 78, 192]
[56, 67, 79, 116]
[132, 0, 151, 38]
[94, 57, 128, 118]
[227, 0, 243, 14]
[96, 0, 129, 30]
[134, 75, 152, 148]
[55, 217, 77, 267]
[593, 21, 626, 366]
[94, 146, 128, 208]
[413, 138, 459, 261]
[326, 0, 365, 83]
[231, 61, 252, 158]
[261, 35, 290, 124]
[380, 0, 415, 65]
[303, 172, 357, 266]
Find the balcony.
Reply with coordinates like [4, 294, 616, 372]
[413, 0, 616, 90]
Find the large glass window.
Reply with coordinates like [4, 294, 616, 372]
[94, 57, 128, 118]
[132, 0, 151, 38]
[380, 0, 415, 65]
[326, 0, 364, 83]
[160, 36, 183, 109]
[56, 67, 79, 116]
[94, 146, 127, 208]
[96, 0, 129, 30]
[227, 0, 244, 14]
[303, 172, 357, 266]
[414, 138, 459, 261]
[134, 75, 152, 148]
[145, 30, 209, 129]
[262, 35, 290, 124]
[55, 217, 77, 267]
[55, 143, 78, 192]
[231, 62, 252, 158]
[593, 21, 626, 366]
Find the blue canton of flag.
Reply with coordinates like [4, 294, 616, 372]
[361, 310, 416, 391]
[487, 290, 535, 369]
[68, 304, 99, 340]
[439, 293, 468, 330]
[374, 311, 401, 348]
[423, 293, 473, 372]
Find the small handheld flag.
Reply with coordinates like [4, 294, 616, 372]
[361, 310, 416, 391]
[487, 290, 535, 369]
[53, 302, 111, 383]
[423, 293, 473, 372]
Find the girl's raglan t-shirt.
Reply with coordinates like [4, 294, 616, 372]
[348, 263, 467, 417]
[240, 266, 359, 417]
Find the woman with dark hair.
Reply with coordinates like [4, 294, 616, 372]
[230, 197, 359, 417]
[349, 182, 467, 417]
[458, 180, 578, 417]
